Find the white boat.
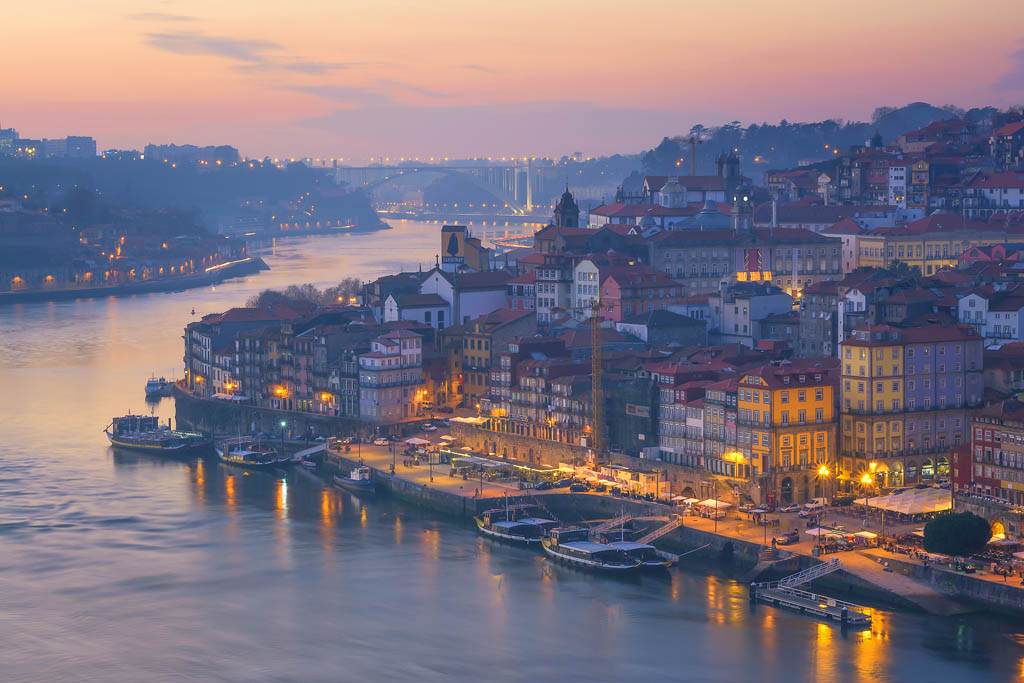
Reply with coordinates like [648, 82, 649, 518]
[145, 375, 173, 397]
[541, 528, 641, 571]
[334, 465, 376, 494]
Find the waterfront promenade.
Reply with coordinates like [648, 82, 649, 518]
[317, 439, 1024, 615]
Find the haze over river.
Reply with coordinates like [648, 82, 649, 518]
[1, 220, 1022, 681]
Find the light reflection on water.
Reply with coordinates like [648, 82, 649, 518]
[0, 222, 1022, 681]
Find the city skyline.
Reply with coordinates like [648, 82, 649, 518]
[6, 0, 1024, 159]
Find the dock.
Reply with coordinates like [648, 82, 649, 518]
[750, 558, 872, 626]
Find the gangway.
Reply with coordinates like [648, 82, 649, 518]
[293, 442, 327, 460]
[637, 515, 685, 545]
[777, 558, 842, 587]
[591, 513, 633, 534]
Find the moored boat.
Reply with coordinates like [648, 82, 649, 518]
[474, 502, 559, 545]
[105, 414, 211, 455]
[145, 376, 173, 398]
[333, 465, 376, 494]
[607, 541, 673, 569]
[541, 527, 641, 571]
[216, 438, 290, 469]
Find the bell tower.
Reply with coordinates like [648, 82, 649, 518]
[553, 186, 580, 228]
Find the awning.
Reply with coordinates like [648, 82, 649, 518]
[404, 438, 431, 446]
[697, 499, 732, 509]
[854, 531, 878, 539]
[671, 495, 687, 501]
[682, 498, 699, 505]
[439, 435, 456, 442]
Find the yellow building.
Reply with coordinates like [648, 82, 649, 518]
[839, 325, 905, 488]
[738, 362, 839, 505]
[855, 213, 1010, 275]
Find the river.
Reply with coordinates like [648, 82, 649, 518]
[0, 220, 1021, 682]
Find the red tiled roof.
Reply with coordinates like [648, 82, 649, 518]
[994, 121, 1024, 137]
[507, 271, 537, 284]
[965, 172, 1024, 190]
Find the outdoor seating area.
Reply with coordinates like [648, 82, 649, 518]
[854, 487, 952, 521]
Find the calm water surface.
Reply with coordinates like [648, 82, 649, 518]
[1, 221, 1022, 682]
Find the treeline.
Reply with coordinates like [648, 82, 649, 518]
[245, 278, 362, 308]
[637, 102, 1022, 180]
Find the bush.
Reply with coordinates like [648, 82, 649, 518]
[923, 512, 991, 557]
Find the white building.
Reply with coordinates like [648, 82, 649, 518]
[383, 293, 450, 330]
[358, 329, 425, 423]
[958, 289, 1024, 345]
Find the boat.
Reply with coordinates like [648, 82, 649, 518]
[333, 465, 376, 494]
[474, 504, 559, 545]
[216, 438, 291, 469]
[104, 414, 211, 455]
[606, 541, 673, 569]
[144, 376, 173, 398]
[541, 527, 641, 571]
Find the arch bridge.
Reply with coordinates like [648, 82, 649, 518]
[333, 162, 537, 215]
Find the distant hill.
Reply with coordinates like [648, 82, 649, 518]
[636, 102, 995, 183]
[871, 102, 955, 140]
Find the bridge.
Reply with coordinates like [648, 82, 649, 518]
[333, 161, 540, 214]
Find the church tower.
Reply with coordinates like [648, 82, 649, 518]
[730, 182, 754, 235]
[553, 186, 580, 228]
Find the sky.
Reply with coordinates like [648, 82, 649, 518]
[4, 0, 1024, 160]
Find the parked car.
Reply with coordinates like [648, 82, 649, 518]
[373, 437, 390, 446]
[422, 423, 437, 432]
[779, 503, 802, 513]
[774, 530, 800, 545]
[552, 478, 573, 489]
[569, 483, 590, 493]
[832, 495, 855, 506]
[439, 418, 451, 426]
[593, 483, 607, 493]
[738, 504, 755, 513]
[534, 481, 553, 491]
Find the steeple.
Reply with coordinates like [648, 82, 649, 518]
[553, 186, 580, 228]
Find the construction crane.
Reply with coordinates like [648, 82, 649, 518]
[553, 300, 604, 461]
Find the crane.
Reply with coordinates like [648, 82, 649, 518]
[553, 300, 604, 462]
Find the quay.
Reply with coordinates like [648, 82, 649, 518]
[0, 256, 268, 305]
[749, 558, 872, 627]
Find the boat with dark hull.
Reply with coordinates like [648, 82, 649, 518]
[333, 465, 376, 494]
[607, 541, 673, 569]
[104, 414, 211, 455]
[216, 438, 291, 469]
[475, 503, 558, 545]
[541, 527, 641, 572]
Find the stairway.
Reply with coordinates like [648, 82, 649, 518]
[777, 558, 842, 587]
[592, 513, 633, 534]
[637, 515, 685, 545]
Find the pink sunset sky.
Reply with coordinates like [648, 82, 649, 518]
[5, 0, 1024, 160]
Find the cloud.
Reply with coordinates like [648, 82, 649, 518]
[459, 64, 497, 74]
[127, 12, 197, 22]
[143, 29, 356, 74]
[996, 44, 1024, 91]
[145, 30, 279, 63]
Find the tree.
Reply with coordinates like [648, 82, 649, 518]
[887, 260, 921, 279]
[323, 277, 362, 304]
[923, 511, 991, 557]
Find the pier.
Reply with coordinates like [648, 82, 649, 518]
[750, 559, 872, 626]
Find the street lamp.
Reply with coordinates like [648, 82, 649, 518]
[280, 420, 287, 450]
[817, 465, 831, 552]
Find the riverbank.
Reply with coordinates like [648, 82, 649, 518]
[0, 256, 269, 305]
[303, 443, 1024, 616]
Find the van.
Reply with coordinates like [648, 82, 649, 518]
[799, 502, 825, 517]
[807, 498, 828, 507]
